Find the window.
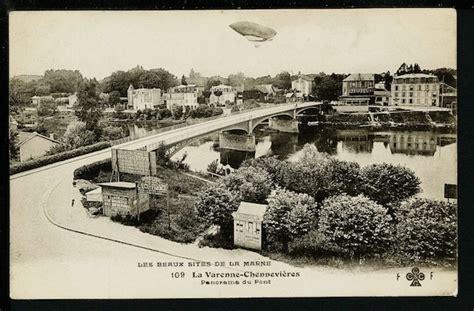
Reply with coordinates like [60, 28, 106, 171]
[394, 92, 399, 97]
[395, 85, 399, 91]
[409, 85, 414, 91]
[402, 92, 406, 97]
[409, 99, 413, 104]
[409, 92, 413, 97]
[402, 99, 406, 104]
[418, 85, 422, 91]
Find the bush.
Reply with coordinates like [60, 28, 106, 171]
[194, 183, 239, 236]
[73, 158, 112, 181]
[288, 230, 347, 258]
[240, 156, 288, 186]
[10, 141, 112, 175]
[360, 163, 421, 206]
[221, 166, 274, 204]
[101, 125, 126, 141]
[318, 194, 393, 258]
[394, 198, 457, 265]
[282, 145, 362, 202]
[263, 188, 318, 252]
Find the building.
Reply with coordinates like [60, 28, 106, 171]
[31, 95, 54, 106]
[374, 82, 391, 106]
[285, 92, 304, 103]
[232, 202, 268, 250]
[127, 84, 162, 111]
[16, 131, 62, 162]
[31, 96, 41, 106]
[85, 187, 102, 202]
[67, 93, 78, 108]
[390, 73, 439, 107]
[100, 182, 150, 217]
[388, 132, 437, 156]
[291, 74, 314, 97]
[339, 73, 375, 106]
[255, 84, 282, 102]
[209, 84, 236, 106]
[165, 84, 199, 110]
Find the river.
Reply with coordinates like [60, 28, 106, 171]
[129, 124, 456, 200]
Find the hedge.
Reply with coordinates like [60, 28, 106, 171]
[73, 158, 112, 181]
[10, 141, 112, 175]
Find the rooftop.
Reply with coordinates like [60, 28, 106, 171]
[17, 131, 61, 147]
[234, 202, 268, 217]
[292, 74, 314, 82]
[344, 73, 374, 82]
[395, 73, 437, 79]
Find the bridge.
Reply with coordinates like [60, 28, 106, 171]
[118, 102, 322, 155]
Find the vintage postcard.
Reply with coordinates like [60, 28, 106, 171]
[9, 9, 457, 298]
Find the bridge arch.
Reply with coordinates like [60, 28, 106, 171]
[250, 111, 295, 132]
[296, 106, 321, 116]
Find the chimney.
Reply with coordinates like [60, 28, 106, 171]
[50, 133, 55, 140]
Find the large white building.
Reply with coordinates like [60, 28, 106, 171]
[209, 84, 235, 106]
[291, 75, 314, 97]
[127, 84, 162, 111]
[165, 85, 199, 110]
[390, 73, 439, 107]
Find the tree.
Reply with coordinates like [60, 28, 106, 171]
[206, 78, 222, 91]
[102, 67, 178, 96]
[273, 71, 291, 90]
[221, 166, 274, 204]
[283, 144, 362, 202]
[188, 69, 207, 87]
[35, 81, 51, 96]
[240, 156, 288, 186]
[42, 69, 83, 93]
[75, 79, 103, 137]
[172, 105, 183, 120]
[63, 121, 97, 148]
[181, 75, 188, 86]
[227, 72, 246, 88]
[101, 125, 125, 141]
[195, 184, 239, 235]
[312, 74, 343, 101]
[394, 198, 457, 264]
[318, 194, 393, 258]
[9, 78, 36, 113]
[9, 128, 19, 162]
[383, 71, 393, 91]
[264, 188, 318, 252]
[360, 163, 421, 206]
[108, 90, 121, 107]
[37, 97, 57, 116]
[413, 63, 422, 73]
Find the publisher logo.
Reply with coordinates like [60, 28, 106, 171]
[406, 267, 425, 287]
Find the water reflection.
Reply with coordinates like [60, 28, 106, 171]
[169, 127, 456, 200]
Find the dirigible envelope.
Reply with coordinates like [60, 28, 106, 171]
[229, 21, 277, 44]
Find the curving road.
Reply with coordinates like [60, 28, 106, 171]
[10, 104, 457, 299]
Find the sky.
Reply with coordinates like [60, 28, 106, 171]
[9, 9, 456, 80]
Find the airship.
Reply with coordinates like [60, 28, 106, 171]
[229, 21, 277, 47]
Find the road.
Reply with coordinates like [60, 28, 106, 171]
[10, 105, 457, 298]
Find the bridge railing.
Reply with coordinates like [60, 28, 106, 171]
[113, 102, 321, 150]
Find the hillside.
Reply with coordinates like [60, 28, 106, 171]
[12, 74, 43, 83]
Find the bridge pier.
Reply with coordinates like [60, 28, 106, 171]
[269, 117, 299, 133]
[219, 132, 256, 152]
